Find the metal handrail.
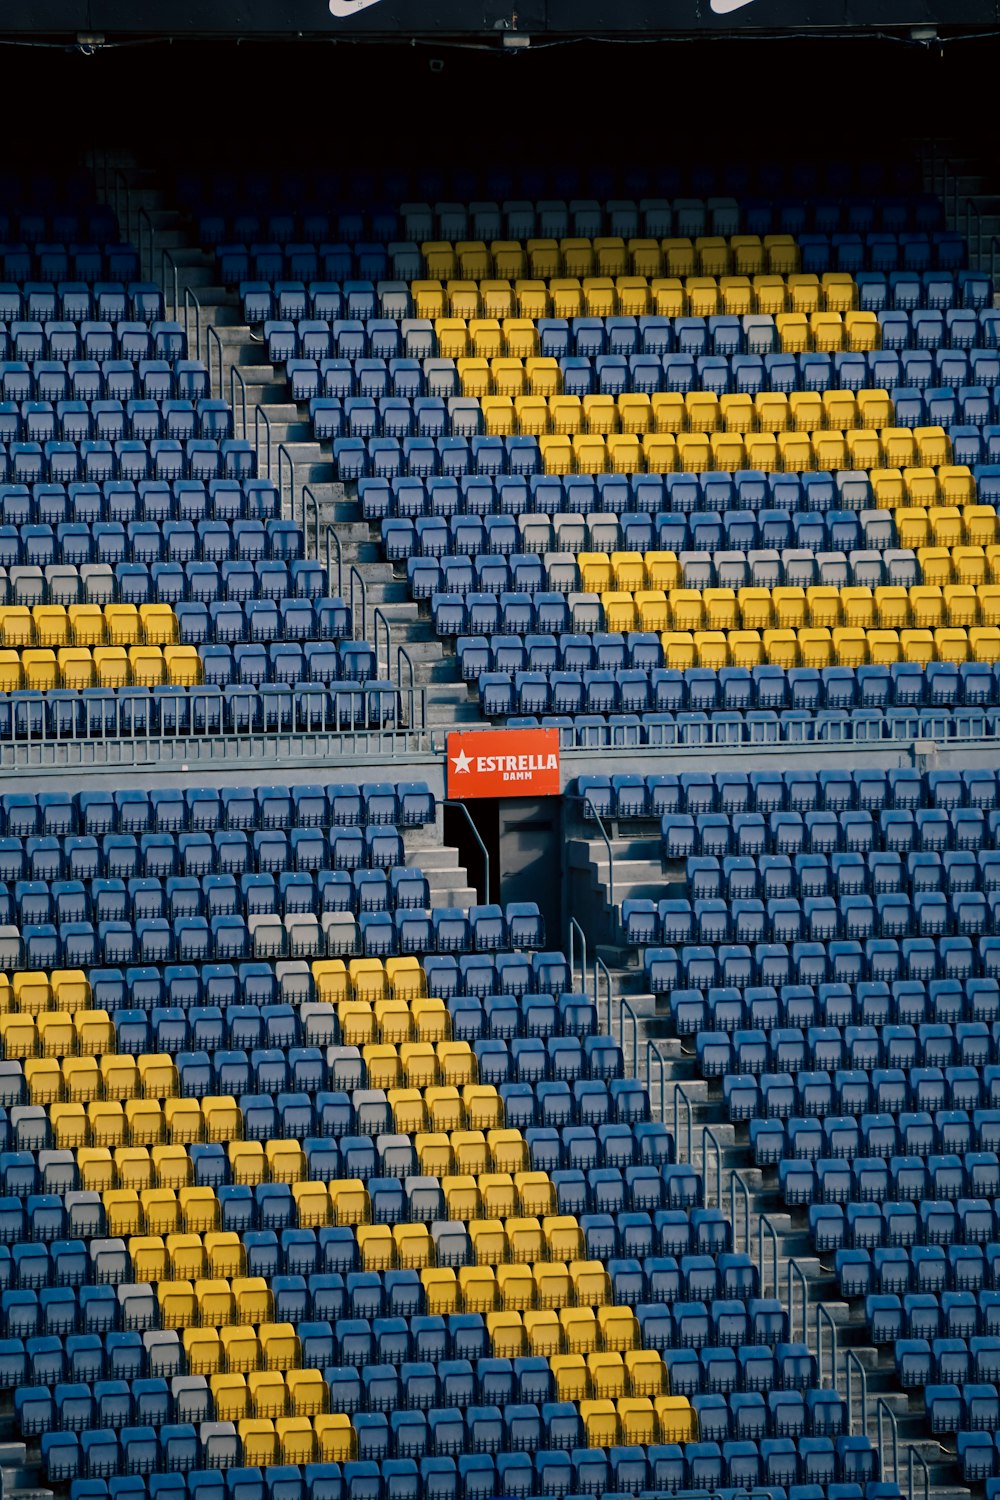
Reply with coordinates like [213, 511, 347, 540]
[349, 566, 368, 646]
[136, 206, 155, 284]
[845, 1348, 868, 1440]
[645, 1038, 666, 1132]
[231, 366, 248, 443]
[672, 1079, 693, 1165]
[373, 606, 392, 682]
[443, 799, 490, 902]
[876, 1398, 899, 1486]
[254, 405, 272, 481]
[758, 1215, 780, 1302]
[991, 233, 1000, 290]
[323, 522, 342, 600]
[568, 916, 588, 997]
[183, 286, 202, 365]
[594, 956, 613, 1036]
[702, 1125, 723, 1210]
[397, 646, 420, 730]
[907, 1444, 930, 1500]
[730, 1169, 751, 1257]
[574, 793, 618, 925]
[161, 248, 180, 323]
[787, 1258, 808, 1347]
[816, 1301, 838, 1391]
[206, 325, 225, 404]
[617, 996, 641, 1092]
[276, 443, 297, 525]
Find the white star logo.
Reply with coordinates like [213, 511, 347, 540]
[451, 749, 473, 775]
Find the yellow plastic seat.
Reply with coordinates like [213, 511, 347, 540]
[951, 547, 987, 586]
[238, 1420, 277, 1467]
[846, 429, 881, 470]
[840, 587, 875, 629]
[883, 429, 917, 469]
[183, 1328, 223, 1376]
[32, 605, 69, 647]
[833, 628, 868, 667]
[799, 628, 833, 668]
[965, 504, 998, 545]
[910, 586, 944, 629]
[315, 1415, 355, 1463]
[934, 628, 969, 663]
[858, 389, 894, 428]
[900, 629, 936, 664]
[615, 276, 651, 316]
[662, 239, 696, 278]
[0, 608, 33, 647]
[458, 1265, 497, 1313]
[945, 585, 979, 627]
[720, 393, 754, 433]
[752, 275, 787, 315]
[571, 1260, 611, 1305]
[539, 434, 572, 475]
[422, 1267, 459, 1315]
[868, 630, 902, 665]
[788, 274, 822, 313]
[356, 1225, 393, 1272]
[656, 1395, 698, 1442]
[618, 1398, 657, 1444]
[732, 236, 766, 275]
[560, 1306, 599, 1354]
[822, 273, 857, 313]
[676, 433, 711, 473]
[552, 1354, 590, 1401]
[580, 1399, 619, 1447]
[776, 313, 809, 352]
[497, 1264, 534, 1312]
[763, 629, 799, 668]
[625, 1349, 667, 1397]
[844, 311, 880, 350]
[969, 627, 1000, 662]
[278, 1417, 317, 1465]
[595, 239, 628, 277]
[811, 312, 844, 352]
[812, 432, 848, 471]
[469, 1219, 506, 1266]
[774, 432, 809, 471]
[668, 589, 704, 632]
[728, 630, 764, 668]
[720, 276, 753, 315]
[393, 1223, 432, 1268]
[588, 1353, 626, 1399]
[772, 588, 807, 628]
[329, 1180, 368, 1226]
[534, 1261, 573, 1309]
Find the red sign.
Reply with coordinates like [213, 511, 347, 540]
[447, 727, 562, 799]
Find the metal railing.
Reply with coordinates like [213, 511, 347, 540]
[161, 247, 180, 322]
[349, 566, 368, 644]
[183, 286, 202, 365]
[137, 206, 155, 284]
[702, 1125, 723, 1210]
[567, 916, 588, 995]
[594, 956, 613, 1036]
[206, 325, 225, 404]
[254, 405, 272, 481]
[442, 799, 490, 902]
[729, 1169, 751, 1257]
[845, 1348, 869, 1440]
[231, 367, 248, 442]
[276, 443, 298, 525]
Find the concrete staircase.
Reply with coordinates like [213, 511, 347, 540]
[114, 169, 481, 735]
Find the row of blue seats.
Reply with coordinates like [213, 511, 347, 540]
[0, 360, 210, 403]
[325, 350, 1000, 403]
[677, 852, 1000, 904]
[0, 270, 158, 317]
[899, 1337, 1000, 1389]
[583, 766, 1000, 818]
[811, 1199, 1000, 1253]
[695, 1018, 1000, 1074]
[660, 807, 1000, 858]
[722, 1062, 997, 1121]
[358, 468, 1000, 520]
[644, 936, 994, 990]
[40, 568, 333, 611]
[44, 1429, 880, 1491]
[0, 866, 436, 924]
[0, 479, 281, 527]
[0, 438, 256, 487]
[67, 1467, 898, 1500]
[785, 1156, 1000, 1209]
[478, 672, 1000, 722]
[0, 683, 401, 743]
[190, 181, 932, 234]
[9, 784, 436, 836]
[0, 398, 237, 446]
[245, 269, 993, 326]
[634, 892, 1000, 946]
[0, 321, 182, 362]
[756, 1112, 1000, 1168]
[659, 978, 1000, 1034]
[0, 517, 305, 565]
[0, 825, 413, 881]
[192, 645, 378, 689]
[848, 1283, 1000, 1339]
[458, 651, 977, 702]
